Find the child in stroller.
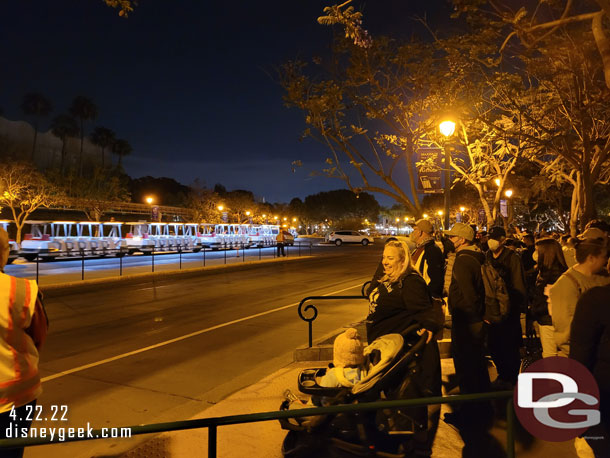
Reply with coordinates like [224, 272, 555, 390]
[280, 323, 430, 458]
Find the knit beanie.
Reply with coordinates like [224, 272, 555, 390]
[333, 328, 365, 368]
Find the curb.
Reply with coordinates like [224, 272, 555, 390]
[40, 255, 313, 296]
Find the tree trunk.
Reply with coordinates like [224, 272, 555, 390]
[569, 183, 580, 237]
[592, 11, 610, 90]
[475, 185, 494, 229]
[580, 169, 597, 228]
[15, 222, 24, 245]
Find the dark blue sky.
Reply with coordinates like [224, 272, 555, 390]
[0, 0, 452, 205]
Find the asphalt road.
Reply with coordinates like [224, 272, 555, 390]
[23, 244, 382, 457]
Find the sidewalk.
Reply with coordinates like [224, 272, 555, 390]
[112, 358, 580, 458]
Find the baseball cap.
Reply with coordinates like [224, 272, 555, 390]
[578, 227, 606, 241]
[444, 222, 474, 242]
[413, 219, 434, 234]
[488, 226, 506, 241]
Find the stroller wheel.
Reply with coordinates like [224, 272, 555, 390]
[282, 430, 327, 457]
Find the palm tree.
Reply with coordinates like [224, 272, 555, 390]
[50, 114, 79, 174]
[69, 96, 98, 176]
[21, 92, 53, 161]
[112, 139, 132, 168]
[89, 127, 116, 168]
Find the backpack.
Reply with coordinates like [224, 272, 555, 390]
[481, 259, 511, 324]
[454, 251, 511, 323]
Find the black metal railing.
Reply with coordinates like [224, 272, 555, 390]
[18, 241, 317, 284]
[0, 391, 516, 458]
[298, 282, 370, 347]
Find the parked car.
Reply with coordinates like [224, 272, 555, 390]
[282, 230, 295, 246]
[326, 230, 374, 246]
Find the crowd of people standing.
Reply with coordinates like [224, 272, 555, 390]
[363, 218, 610, 457]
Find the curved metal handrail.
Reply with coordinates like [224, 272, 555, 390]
[298, 282, 370, 347]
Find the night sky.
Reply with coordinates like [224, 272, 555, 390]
[1, 0, 452, 205]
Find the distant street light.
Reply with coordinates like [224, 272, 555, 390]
[145, 196, 154, 205]
[440, 119, 456, 229]
[505, 189, 513, 198]
[423, 213, 429, 219]
[460, 206, 466, 212]
[494, 178, 501, 187]
[217, 205, 224, 211]
[246, 211, 251, 216]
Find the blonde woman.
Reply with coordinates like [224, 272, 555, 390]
[366, 239, 444, 455]
[366, 240, 443, 343]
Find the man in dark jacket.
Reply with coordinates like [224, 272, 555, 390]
[486, 226, 527, 387]
[571, 285, 610, 457]
[410, 219, 445, 300]
[444, 223, 492, 429]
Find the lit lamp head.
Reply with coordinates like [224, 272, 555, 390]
[437, 210, 444, 216]
[246, 211, 251, 216]
[460, 206, 466, 212]
[494, 178, 501, 187]
[505, 189, 513, 198]
[145, 196, 154, 205]
[439, 120, 456, 137]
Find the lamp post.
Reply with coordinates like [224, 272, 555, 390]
[505, 189, 513, 224]
[439, 120, 456, 230]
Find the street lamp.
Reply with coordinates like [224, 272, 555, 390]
[494, 178, 501, 187]
[505, 189, 514, 223]
[217, 205, 224, 211]
[440, 119, 456, 230]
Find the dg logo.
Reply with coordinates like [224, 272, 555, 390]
[514, 357, 600, 442]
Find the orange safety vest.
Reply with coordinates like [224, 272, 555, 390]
[276, 231, 285, 243]
[0, 273, 41, 413]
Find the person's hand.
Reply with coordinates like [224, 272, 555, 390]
[417, 328, 433, 344]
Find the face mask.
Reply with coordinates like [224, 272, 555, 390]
[488, 239, 501, 251]
[532, 251, 539, 263]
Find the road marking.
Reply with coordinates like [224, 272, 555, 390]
[41, 280, 368, 382]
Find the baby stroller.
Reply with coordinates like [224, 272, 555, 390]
[280, 324, 430, 458]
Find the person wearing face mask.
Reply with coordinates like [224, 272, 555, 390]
[409, 219, 445, 301]
[549, 237, 610, 358]
[486, 226, 528, 388]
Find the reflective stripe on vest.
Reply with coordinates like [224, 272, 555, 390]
[0, 273, 41, 412]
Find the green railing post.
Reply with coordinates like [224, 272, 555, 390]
[208, 425, 217, 458]
[506, 397, 515, 458]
